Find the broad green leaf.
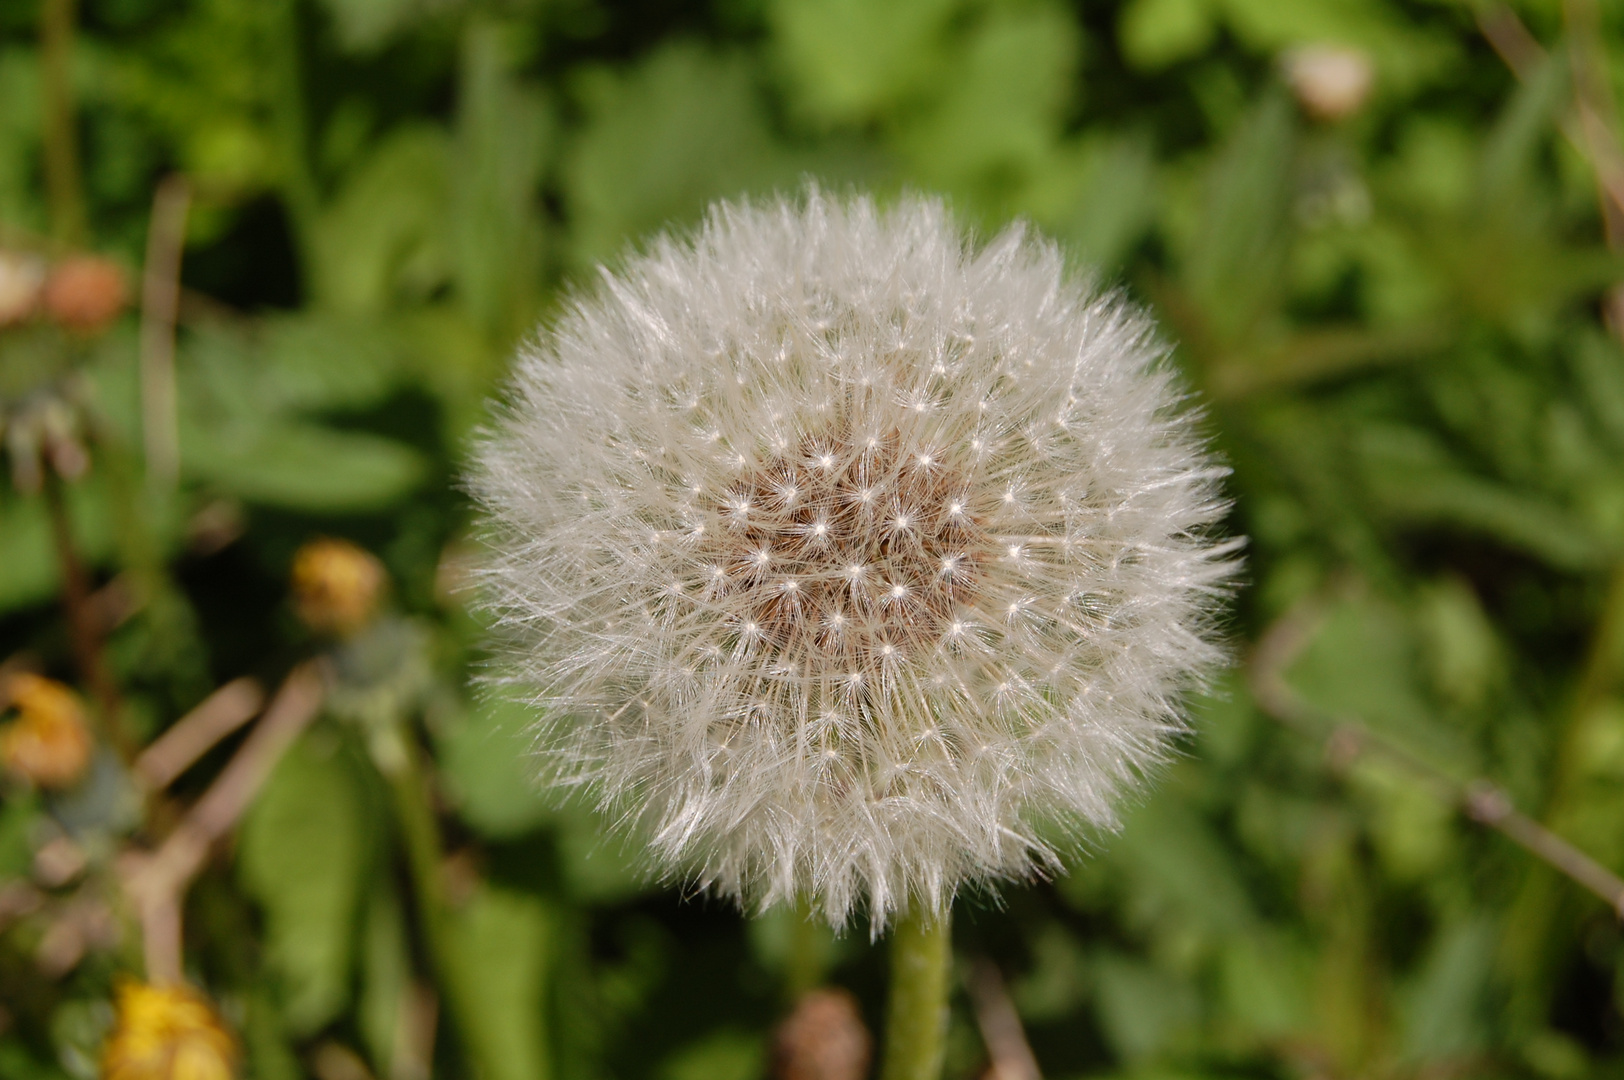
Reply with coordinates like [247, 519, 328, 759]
[1092, 952, 1201, 1063]
[438, 695, 553, 839]
[1399, 918, 1493, 1062]
[563, 44, 807, 268]
[1217, 931, 1313, 1040]
[766, 0, 960, 125]
[451, 19, 553, 338]
[239, 730, 375, 1034]
[445, 886, 552, 1080]
[1286, 594, 1474, 772]
[311, 126, 452, 315]
[1119, 0, 1215, 70]
[1025, 134, 1159, 271]
[896, 2, 1079, 200]
[1101, 793, 1257, 935]
[659, 1031, 765, 1080]
[358, 887, 413, 1080]
[184, 421, 425, 511]
[554, 807, 651, 903]
[259, 313, 409, 411]
[0, 480, 113, 614]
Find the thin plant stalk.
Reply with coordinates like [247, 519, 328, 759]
[41, 468, 128, 755]
[39, 0, 85, 247]
[140, 176, 190, 493]
[124, 662, 325, 985]
[265, 0, 321, 288]
[376, 724, 501, 1080]
[881, 909, 952, 1080]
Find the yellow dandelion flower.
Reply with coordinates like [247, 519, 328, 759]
[102, 982, 237, 1080]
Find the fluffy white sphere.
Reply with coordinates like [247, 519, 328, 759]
[473, 191, 1239, 927]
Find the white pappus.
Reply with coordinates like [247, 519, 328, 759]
[472, 190, 1241, 928]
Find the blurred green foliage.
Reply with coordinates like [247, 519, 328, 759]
[3, 0, 1624, 1078]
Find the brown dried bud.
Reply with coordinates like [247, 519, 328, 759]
[0, 251, 46, 327]
[102, 981, 238, 1080]
[291, 538, 387, 636]
[43, 256, 128, 332]
[1283, 44, 1374, 122]
[0, 674, 93, 789]
[773, 988, 872, 1080]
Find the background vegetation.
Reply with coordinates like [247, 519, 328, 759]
[3, 0, 1624, 1078]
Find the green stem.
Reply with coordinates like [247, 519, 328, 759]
[265, 0, 321, 289]
[880, 908, 952, 1080]
[40, 0, 86, 247]
[380, 728, 497, 1080]
[41, 468, 130, 757]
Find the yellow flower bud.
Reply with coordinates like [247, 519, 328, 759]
[291, 538, 387, 636]
[0, 674, 93, 789]
[102, 982, 238, 1080]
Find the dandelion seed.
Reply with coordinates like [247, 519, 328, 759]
[472, 190, 1239, 927]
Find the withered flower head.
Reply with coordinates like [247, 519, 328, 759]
[0, 673, 93, 790]
[43, 256, 129, 333]
[291, 538, 387, 636]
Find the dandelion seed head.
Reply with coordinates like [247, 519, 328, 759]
[473, 190, 1239, 928]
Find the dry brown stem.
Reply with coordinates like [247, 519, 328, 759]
[124, 662, 325, 984]
[134, 677, 265, 791]
[139, 176, 190, 490]
[1249, 592, 1624, 919]
[966, 958, 1042, 1080]
[1476, 5, 1624, 234]
[41, 469, 127, 756]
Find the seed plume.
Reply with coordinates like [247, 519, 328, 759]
[473, 190, 1240, 926]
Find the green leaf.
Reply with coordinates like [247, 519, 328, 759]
[766, 0, 960, 125]
[311, 126, 452, 315]
[1179, 93, 1295, 344]
[184, 421, 425, 512]
[1399, 917, 1493, 1062]
[0, 792, 39, 879]
[451, 20, 554, 338]
[358, 887, 413, 1078]
[1119, 0, 1215, 70]
[1092, 952, 1201, 1063]
[563, 44, 807, 268]
[896, 3, 1080, 198]
[659, 1031, 765, 1080]
[438, 695, 553, 840]
[1025, 134, 1159, 271]
[1359, 425, 1608, 571]
[258, 313, 410, 412]
[1101, 794, 1258, 935]
[445, 886, 552, 1080]
[0, 480, 114, 614]
[1217, 930, 1313, 1040]
[315, 0, 429, 51]
[239, 729, 375, 1035]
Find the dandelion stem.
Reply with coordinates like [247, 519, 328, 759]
[378, 725, 501, 1080]
[39, 0, 85, 247]
[41, 468, 128, 756]
[881, 908, 952, 1080]
[139, 176, 190, 493]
